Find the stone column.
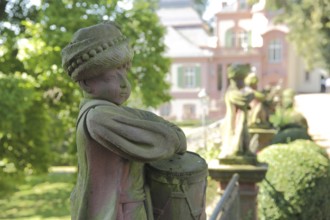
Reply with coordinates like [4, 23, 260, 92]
[208, 161, 268, 220]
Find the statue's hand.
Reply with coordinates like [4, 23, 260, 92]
[230, 91, 250, 107]
[245, 92, 255, 103]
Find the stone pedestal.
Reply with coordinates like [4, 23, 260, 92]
[249, 128, 276, 153]
[208, 160, 268, 220]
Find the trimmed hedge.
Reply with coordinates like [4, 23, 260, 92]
[270, 124, 312, 145]
[257, 140, 330, 220]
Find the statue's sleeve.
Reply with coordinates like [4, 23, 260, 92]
[85, 105, 187, 162]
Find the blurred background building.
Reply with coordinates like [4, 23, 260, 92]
[154, 0, 325, 122]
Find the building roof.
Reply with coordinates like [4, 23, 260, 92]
[176, 27, 211, 47]
[157, 7, 203, 27]
[157, 3, 214, 58]
[164, 26, 213, 58]
[261, 24, 289, 35]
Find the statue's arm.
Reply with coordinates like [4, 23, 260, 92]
[123, 107, 187, 154]
[228, 90, 252, 108]
[254, 91, 266, 101]
[85, 105, 186, 162]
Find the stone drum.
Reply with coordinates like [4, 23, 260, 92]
[146, 151, 208, 220]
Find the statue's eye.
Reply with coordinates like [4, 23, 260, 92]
[104, 74, 116, 82]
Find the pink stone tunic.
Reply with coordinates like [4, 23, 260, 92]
[71, 99, 186, 220]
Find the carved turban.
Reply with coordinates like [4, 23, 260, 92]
[61, 22, 134, 81]
[244, 72, 258, 86]
[227, 64, 250, 80]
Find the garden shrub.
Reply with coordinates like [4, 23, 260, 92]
[270, 124, 311, 145]
[257, 140, 330, 220]
[269, 105, 311, 145]
[0, 73, 52, 195]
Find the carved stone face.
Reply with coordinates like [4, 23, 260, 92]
[236, 78, 245, 89]
[89, 67, 131, 105]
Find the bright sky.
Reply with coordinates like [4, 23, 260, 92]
[29, 0, 40, 7]
[203, 0, 222, 20]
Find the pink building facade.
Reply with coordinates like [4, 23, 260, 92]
[155, 0, 325, 122]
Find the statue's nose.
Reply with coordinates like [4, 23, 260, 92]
[119, 74, 128, 88]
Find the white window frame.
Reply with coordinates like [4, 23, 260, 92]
[268, 39, 282, 63]
[183, 66, 196, 88]
[226, 29, 248, 48]
[239, 0, 248, 9]
[238, 30, 248, 49]
[228, 30, 236, 48]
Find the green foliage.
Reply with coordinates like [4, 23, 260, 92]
[270, 105, 308, 129]
[258, 140, 330, 220]
[0, 73, 52, 194]
[196, 141, 221, 162]
[28, 0, 171, 108]
[269, 107, 293, 128]
[174, 119, 201, 127]
[0, 73, 36, 130]
[0, 0, 172, 190]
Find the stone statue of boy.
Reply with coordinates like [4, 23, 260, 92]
[61, 22, 187, 220]
[244, 72, 272, 128]
[219, 64, 254, 161]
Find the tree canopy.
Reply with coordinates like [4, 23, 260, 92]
[0, 0, 172, 189]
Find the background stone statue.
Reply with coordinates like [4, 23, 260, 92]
[270, 88, 311, 144]
[262, 84, 282, 116]
[219, 64, 254, 162]
[272, 88, 308, 129]
[244, 72, 273, 129]
[61, 22, 187, 220]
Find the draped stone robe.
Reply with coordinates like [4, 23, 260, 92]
[71, 99, 187, 220]
[219, 85, 253, 158]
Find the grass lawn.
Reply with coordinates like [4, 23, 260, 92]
[0, 170, 75, 220]
[0, 167, 219, 219]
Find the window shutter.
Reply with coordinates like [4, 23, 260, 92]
[248, 31, 252, 47]
[195, 66, 201, 87]
[225, 30, 232, 48]
[177, 66, 184, 88]
[217, 64, 223, 91]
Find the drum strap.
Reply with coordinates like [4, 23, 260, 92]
[154, 184, 203, 220]
[181, 185, 203, 220]
[144, 184, 154, 220]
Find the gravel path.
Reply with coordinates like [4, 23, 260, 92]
[295, 93, 330, 156]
